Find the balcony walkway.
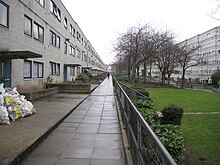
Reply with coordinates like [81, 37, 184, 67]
[21, 76, 126, 165]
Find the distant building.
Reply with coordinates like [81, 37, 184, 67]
[151, 26, 220, 83]
[179, 26, 220, 83]
[0, 0, 106, 91]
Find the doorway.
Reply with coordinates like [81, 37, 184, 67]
[63, 66, 67, 83]
[0, 60, 11, 87]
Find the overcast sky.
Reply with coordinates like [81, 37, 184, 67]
[61, 0, 219, 64]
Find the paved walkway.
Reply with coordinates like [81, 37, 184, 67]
[21, 77, 126, 165]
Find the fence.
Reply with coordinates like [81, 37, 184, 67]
[113, 77, 176, 165]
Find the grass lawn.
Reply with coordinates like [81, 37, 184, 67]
[181, 114, 220, 165]
[147, 88, 220, 112]
[146, 87, 220, 164]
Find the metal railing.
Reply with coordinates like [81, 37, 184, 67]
[113, 78, 176, 165]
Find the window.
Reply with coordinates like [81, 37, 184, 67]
[50, 30, 56, 46]
[77, 67, 80, 75]
[50, 30, 60, 48]
[36, 0, 44, 7]
[24, 15, 32, 36]
[0, 1, 9, 28]
[49, 62, 60, 75]
[24, 60, 32, 78]
[64, 42, 67, 54]
[69, 45, 76, 57]
[50, 0, 61, 21]
[70, 67, 75, 76]
[56, 63, 60, 75]
[70, 24, 75, 37]
[56, 35, 60, 48]
[33, 62, 43, 78]
[33, 22, 44, 42]
[64, 17, 67, 28]
[77, 49, 81, 58]
[77, 31, 81, 42]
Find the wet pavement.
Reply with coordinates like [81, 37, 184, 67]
[21, 77, 126, 165]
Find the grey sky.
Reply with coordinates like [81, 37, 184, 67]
[61, 0, 220, 64]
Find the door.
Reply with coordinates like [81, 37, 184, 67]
[63, 66, 67, 83]
[0, 60, 11, 87]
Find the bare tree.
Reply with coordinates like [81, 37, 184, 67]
[177, 40, 201, 88]
[141, 28, 166, 83]
[154, 32, 177, 85]
[208, 0, 220, 21]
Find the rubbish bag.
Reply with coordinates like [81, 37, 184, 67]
[0, 83, 5, 95]
[21, 100, 36, 117]
[0, 95, 4, 105]
[8, 105, 22, 121]
[0, 106, 10, 125]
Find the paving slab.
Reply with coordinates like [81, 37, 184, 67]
[21, 77, 126, 165]
[0, 85, 99, 165]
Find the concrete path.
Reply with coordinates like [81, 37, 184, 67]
[0, 85, 98, 165]
[21, 77, 126, 165]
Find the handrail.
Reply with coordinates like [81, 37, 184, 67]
[113, 77, 176, 165]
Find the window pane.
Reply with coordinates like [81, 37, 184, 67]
[39, 26, 44, 41]
[49, 31, 52, 44]
[56, 64, 60, 75]
[39, 0, 44, 6]
[56, 36, 60, 48]
[64, 42, 67, 53]
[50, 0, 53, 13]
[64, 18, 67, 28]
[57, 9, 61, 21]
[72, 47, 75, 56]
[0, 3, 8, 27]
[52, 33, 56, 46]
[33, 23, 38, 39]
[69, 45, 72, 54]
[24, 16, 32, 36]
[73, 67, 75, 76]
[24, 61, 32, 78]
[39, 63, 43, 77]
[53, 63, 56, 75]
[49, 62, 53, 75]
[33, 63, 38, 77]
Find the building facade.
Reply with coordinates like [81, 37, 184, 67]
[0, 0, 106, 91]
[151, 26, 220, 83]
[178, 26, 220, 83]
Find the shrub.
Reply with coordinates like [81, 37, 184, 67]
[131, 97, 157, 125]
[75, 73, 90, 82]
[160, 105, 183, 125]
[211, 71, 220, 86]
[153, 124, 184, 162]
[131, 97, 154, 110]
[136, 88, 149, 97]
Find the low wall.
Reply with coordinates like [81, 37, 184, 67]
[50, 83, 91, 94]
[21, 87, 59, 101]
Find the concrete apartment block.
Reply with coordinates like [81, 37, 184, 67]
[150, 26, 220, 83]
[0, 0, 106, 91]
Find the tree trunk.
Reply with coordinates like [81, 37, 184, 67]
[161, 71, 166, 85]
[149, 65, 152, 83]
[143, 60, 147, 83]
[168, 73, 171, 85]
[181, 69, 186, 89]
[131, 66, 136, 83]
[127, 57, 131, 82]
[137, 65, 140, 83]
